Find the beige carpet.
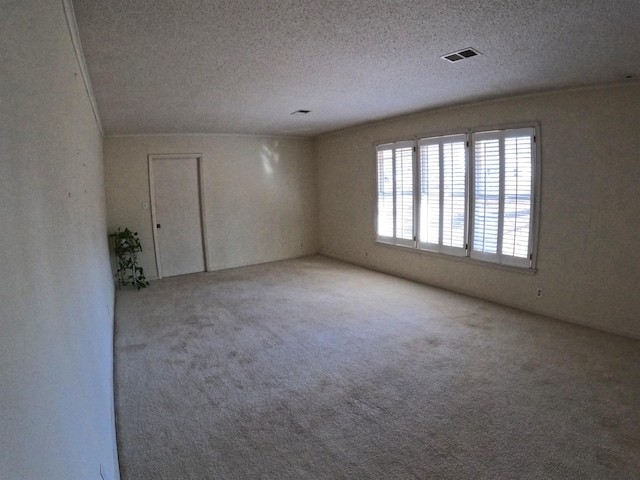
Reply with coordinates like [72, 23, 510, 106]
[114, 256, 640, 479]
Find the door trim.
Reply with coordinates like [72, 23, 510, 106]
[148, 153, 210, 279]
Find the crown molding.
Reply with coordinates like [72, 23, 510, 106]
[62, 0, 103, 136]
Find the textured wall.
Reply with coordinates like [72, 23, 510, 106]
[104, 135, 318, 277]
[316, 84, 640, 338]
[0, 1, 118, 479]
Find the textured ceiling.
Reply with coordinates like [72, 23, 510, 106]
[72, 0, 640, 136]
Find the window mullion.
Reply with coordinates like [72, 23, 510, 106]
[388, 148, 395, 239]
[497, 132, 505, 262]
[438, 141, 444, 247]
[413, 140, 422, 248]
[464, 134, 471, 256]
[528, 135, 536, 266]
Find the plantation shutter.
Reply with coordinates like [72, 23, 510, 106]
[377, 147, 394, 238]
[419, 142, 440, 246]
[471, 128, 534, 267]
[376, 141, 415, 247]
[418, 134, 467, 256]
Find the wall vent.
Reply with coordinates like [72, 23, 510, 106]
[441, 48, 481, 63]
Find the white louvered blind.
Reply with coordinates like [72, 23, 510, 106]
[471, 128, 534, 267]
[473, 135, 500, 255]
[503, 134, 533, 260]
[375, 126, 536, 270]
[395, 145, 414, 242]
[418, 134, 467, 256]
[377, 148, 394, 238]
[419, 143, 440, 245]
[376, 141, 415, 246]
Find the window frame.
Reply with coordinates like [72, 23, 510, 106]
[374, 123, 541, 271]
[469, 127, 537, 269]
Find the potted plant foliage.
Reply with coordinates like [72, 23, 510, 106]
[109, 227, 149, 290]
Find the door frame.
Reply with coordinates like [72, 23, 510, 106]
[148, 153, 210, 279]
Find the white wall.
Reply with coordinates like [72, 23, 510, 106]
[104, 135, 317, 277]
[317, 84, 640, 338]
[0, 1, 119, 479]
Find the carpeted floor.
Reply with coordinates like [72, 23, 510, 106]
[114, 256, 640, 479]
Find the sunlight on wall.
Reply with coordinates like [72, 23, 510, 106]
[260, 141, 280, 176]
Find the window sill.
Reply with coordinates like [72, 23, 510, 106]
[374, 240, 538, 276]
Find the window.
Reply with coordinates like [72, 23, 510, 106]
[471, 128, 535, 268]
[418, 134, 467, 256]
[375, 126, 538, 269]
[376, 141, 415, 247]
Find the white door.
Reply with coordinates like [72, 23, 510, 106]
[150, 155, 206, 278]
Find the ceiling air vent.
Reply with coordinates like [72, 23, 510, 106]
[441, 48, 481, 63]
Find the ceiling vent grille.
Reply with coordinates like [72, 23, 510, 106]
[441, 48, 481, 63]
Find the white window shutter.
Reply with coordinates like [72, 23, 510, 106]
[376, 126, 536, 270]
[417, 134, 467, 256]
[419, 143, 440, 245]
[376, 141, 415, 247]
[471, 128, 534, 267]
[395, 145, 415, 243]
[502, 134, 533, 261]
[377, 148, 394, 238]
